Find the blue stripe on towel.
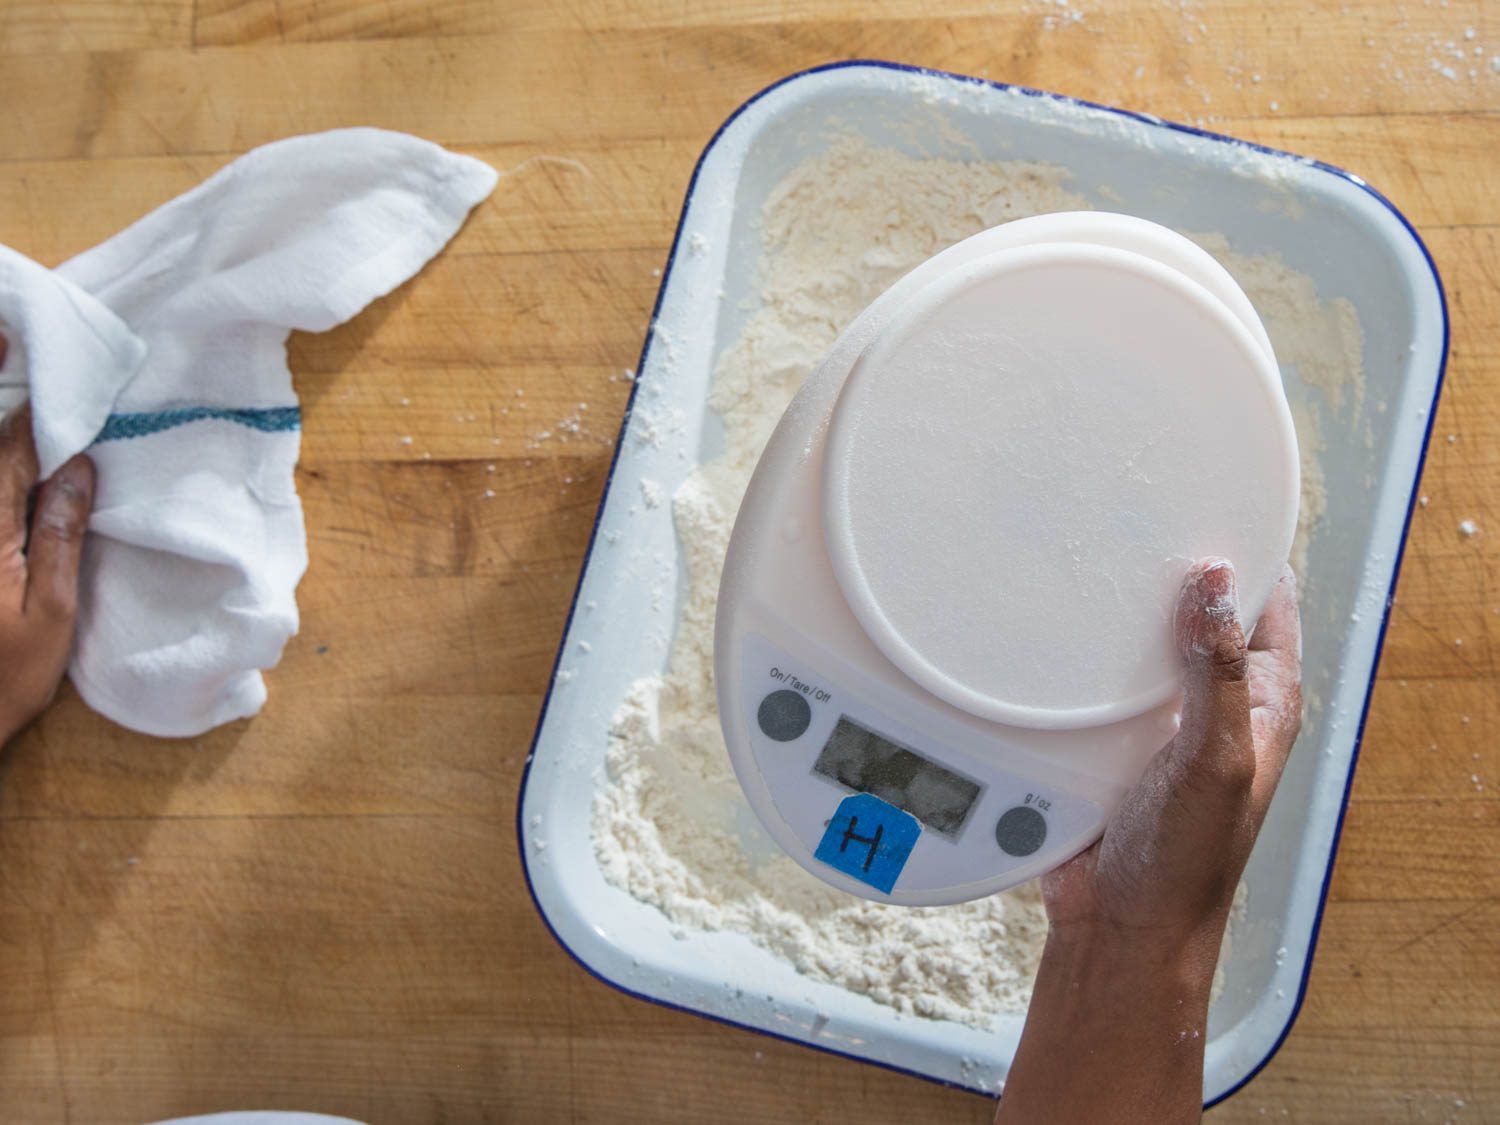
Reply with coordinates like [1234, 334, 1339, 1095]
[94, 406, 302, 443]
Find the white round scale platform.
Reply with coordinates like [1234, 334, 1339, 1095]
[715, 213, 1299, 906]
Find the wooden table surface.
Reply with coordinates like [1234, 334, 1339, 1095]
[1, 2, 1496, 1121]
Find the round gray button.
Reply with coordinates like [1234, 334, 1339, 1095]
[757, 689, 812, 742]
[995, 806, 1047, 857]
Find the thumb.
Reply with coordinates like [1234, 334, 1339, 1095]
[1172, 558, 1253, 781]
[25, 452, 95, 627]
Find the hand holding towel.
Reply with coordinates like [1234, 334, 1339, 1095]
[0, 128, 497, 737]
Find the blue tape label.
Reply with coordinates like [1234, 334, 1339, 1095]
[813, 793, 921, 894]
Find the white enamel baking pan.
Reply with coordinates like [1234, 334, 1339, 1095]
[517, 61, 1447, 1105]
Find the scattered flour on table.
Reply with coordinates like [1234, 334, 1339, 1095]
[593, 138, 1361, 1027]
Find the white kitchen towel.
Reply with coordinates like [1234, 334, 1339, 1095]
[0, 128, 497, 737]
[0, 245, 146, 476]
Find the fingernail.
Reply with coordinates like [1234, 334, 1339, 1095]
[52, 455, 95, 500]
[1197, 559, 1240, 623]
[1176, 557, 1242, 658]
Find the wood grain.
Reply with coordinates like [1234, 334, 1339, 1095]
[0, 2, 192, 54]
[1, 0, 1497, 1121]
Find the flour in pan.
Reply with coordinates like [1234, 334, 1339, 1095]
[592, 138, 1356, 1026]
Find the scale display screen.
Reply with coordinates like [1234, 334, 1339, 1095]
[812, 716, 983, 836]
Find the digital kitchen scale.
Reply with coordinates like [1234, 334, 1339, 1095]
[715, 212, 1300, 906]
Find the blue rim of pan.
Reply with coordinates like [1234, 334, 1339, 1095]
[514, 58, 1451, 1109]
